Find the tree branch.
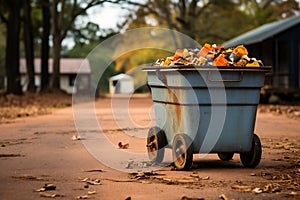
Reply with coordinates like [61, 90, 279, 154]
[61, 0, 149, 40]
[0, 9, 8, 24]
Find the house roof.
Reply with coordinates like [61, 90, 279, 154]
[20, 58, 91, 74]
[222, 14, 300, 48]
[109, 73, 133, 81]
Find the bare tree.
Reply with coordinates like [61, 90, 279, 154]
[23, 0, 36, 92]
[50, 0, 128, 90]
[5, 0, 22, 95]
[40, 0, 51, 92]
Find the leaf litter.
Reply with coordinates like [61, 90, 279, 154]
[0, 93, 71, 123]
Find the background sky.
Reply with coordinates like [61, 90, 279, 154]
[87, 3, 133, 30]
[87, 0, 300, 30]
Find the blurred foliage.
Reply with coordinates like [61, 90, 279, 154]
[238, 0, 300, 26]
[1, 0, 299, 93]
[115, 49, 171, 72]
[66, 30, 120, 94]
[124, 0, 300, 44]
[114, 49, 171, 93]
[112, 27, 187, 71]
[0, 0, 8, 78]
[111, 0, 300, 75]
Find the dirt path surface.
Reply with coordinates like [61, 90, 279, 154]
[0, 96, 299, 200]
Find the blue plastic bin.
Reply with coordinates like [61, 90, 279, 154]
[144, 66, 272, 170]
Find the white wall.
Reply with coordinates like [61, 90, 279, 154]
[109, 79, 134, 94]
[120, 79, 134, 93]
[60, 76, 75, 94]
[20, 75, 40, 92]
[20, 74, 75, 94]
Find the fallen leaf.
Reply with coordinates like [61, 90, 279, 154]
[43, 184, 56, 191]
[87, 191, 96, 195]
[126, 162, 132, 169]
[252, 188, 263, 194]
[118, 142, 129, 149]
[201, 176, 210, 180]
[36, 188, 46, 192]
[161, 178, 175, 184]
[35, 183, 56, 192]
[76, 195, 90, 199]
[86, 179, 101, 185]
[177, 179, 195, 184]
[231, 185, 252, 192]
[263, 183, 281, 193]
[72, 135, 81, 140]
[40, 192, 62, 198]
[128, 171, 161, 180]
[219, 194, 228, 200]
[190, 174, 199, 178]
[84, 169, 103, 173]
[181, 195, 204, 200]
[80, 178, 89, 182]
[289, 191, 298, 196]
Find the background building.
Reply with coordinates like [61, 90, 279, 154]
[223, 15, 300, 91]
[109, 73, 134, 94]
[20, 58, 91, 94]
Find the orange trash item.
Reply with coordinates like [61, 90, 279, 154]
[246, 61, 260, 67]
[174, 49, 183, 61]
[232, 45, 248, 58]
[197, 43, 211, 58]
[213, 54, 228, 66]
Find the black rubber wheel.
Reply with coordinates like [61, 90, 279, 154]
[240, 134, 262, 168]
[146, 126, 167, 163]
[172, 134, 193, 171]
[218, 153, 234, 161]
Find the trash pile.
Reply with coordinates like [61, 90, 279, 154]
[155, 44, 264, 67]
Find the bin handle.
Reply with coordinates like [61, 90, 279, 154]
[208, 71, 243, 82]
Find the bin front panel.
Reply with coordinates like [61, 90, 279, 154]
[153, 102, 255, 152]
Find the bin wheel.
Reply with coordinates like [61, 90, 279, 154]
[218, 153, 234, 161]
[147, 126, 167, 163]
[240, 134, 262, 168]
[172, 134, 193, 171]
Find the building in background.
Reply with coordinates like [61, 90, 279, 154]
[223, 14, 300, 91]
[109, 73, 134, 94]
[20, 58, 91, 94]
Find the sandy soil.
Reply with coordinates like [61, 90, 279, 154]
[0, 95, 299, 200]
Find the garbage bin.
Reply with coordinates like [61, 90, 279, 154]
[144, 65, 272, 170]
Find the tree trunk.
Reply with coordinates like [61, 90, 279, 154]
[5, 0, 22, 95]
[51, 37, 61, 90]
[50, 0, 61, 90]
[23, 0, 36, 92]
[40, 0, 50, 92]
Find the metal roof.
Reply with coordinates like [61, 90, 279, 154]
[222, 14, 300, 48]
[109, 73, 133, 81]
[20, 58, 91, 74]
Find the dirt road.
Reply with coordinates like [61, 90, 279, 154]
[0, 96, 299, 200]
